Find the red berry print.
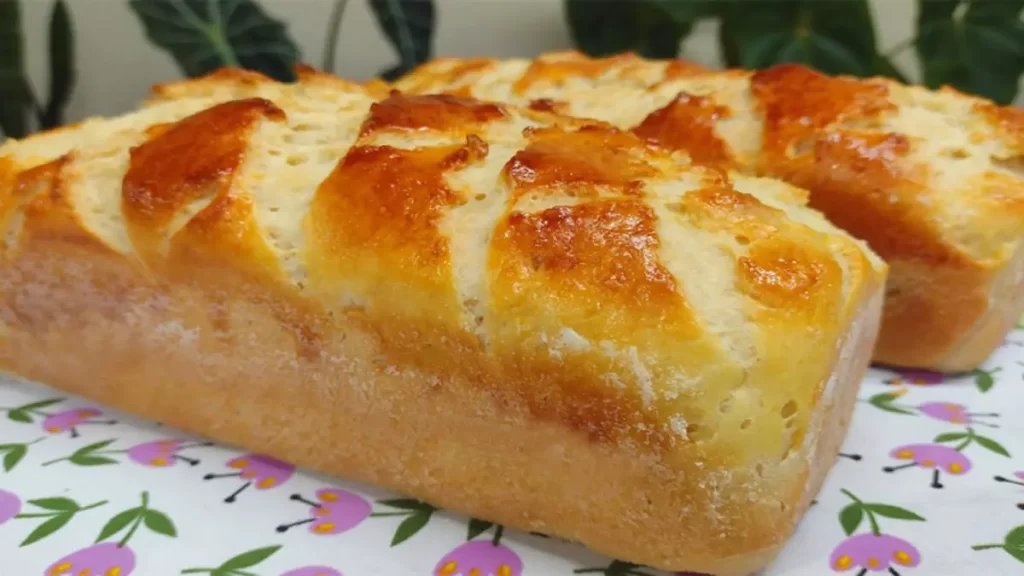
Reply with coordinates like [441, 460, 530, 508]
[204, 453, 295, 503]
[277, 489, 371, 535]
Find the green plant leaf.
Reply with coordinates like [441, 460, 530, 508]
[39, 0, 74, 129]
[467, 518, 493, 540]
[28, 497, 78, 511]
[718, 0, 881, 76]
[218, 545, 281, 571]
[868, 393, 915, 415]
[378, 498, 430, 511]
[144, 509, 177, 537]
[369, 0, 435, 80]
[935, 432, 970, 443]
[391, 508, 432, 546]
[865, 504, 925, 521]
[915, 0, 1024, 104]
[1006, 525, 1024, 562]
[565, 0, 696, 60]
[7, 409, 32, 423]
[127, 0, 301, 81]
[69, 455, 118, 467]
[974, 434, 1011, 457]
[20, 512, 73, 546]
[95, 507, 142, 543]
[839, 503, 863, 536]
[870, 53, 909, 82]
[14, 398, 64, 412]
[2, 445, 26, 471]
[973, 368, 997, 393]
[0, 0, 28, 139]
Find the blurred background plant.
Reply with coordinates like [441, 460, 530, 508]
[2, 0, 1023, 140]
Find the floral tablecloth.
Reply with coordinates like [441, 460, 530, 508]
[1, 325, 1022, 576]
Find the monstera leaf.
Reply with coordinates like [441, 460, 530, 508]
[718, 0, 903, 79]
[915, 0, 1024, 104]
[0, 0, 28, 138]
[369, 0, 435, 80]
[128, 0, 301, 82]
[565, 0, 710, 59]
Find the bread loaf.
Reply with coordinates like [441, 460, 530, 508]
[394, 51, 1024, 372]
[0, 66, 885, 575]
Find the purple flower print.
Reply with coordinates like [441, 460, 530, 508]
[884, 427, 1009, 488]
[995, 472, 1024, 510]
[204, 453, 296, 503]
[885, 443, 971, 488]
[279, 567, 344, 576]
[44, 541, 136, 576]
[436, 540, 523, 576]
[0, 489, 21, 525]
[916, 402, 998, 426]
[278, 488, 371, 535]
[126, 439, 210, 467]
[883, 369, 944, 386]
[831, 490, 925, 575]
[42, 408, 115, 438]
[830, 533, 921, 573]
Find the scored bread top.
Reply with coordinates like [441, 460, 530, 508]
[394, 50, 1024, 268]
[0, 66, 884, 464]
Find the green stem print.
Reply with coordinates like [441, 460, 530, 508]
[972, 525, 1024, 564]
[180, 544, 343, 576]
[42, 439, 121, 467]
[0, 436, 46, 472]
[94, 491, 177, 546]
[11, 495, 108, 546]
[0, 398, 64, 423]
[369, 498, 438, 546]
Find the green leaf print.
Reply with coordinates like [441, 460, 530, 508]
[391, 508, 433, 546]
[972, 368, 1000, 393]
[974, 435, 1011, 457]
[377, 498, 430, 511]
[467, 518, 493, 540]
[2, 444, 26, 471]
[217, 544, 282, 571]
[6, 410, 32, 423]
[27, 497, 77, 511]
[96, 507, 143, 543]
[70, 455, 118, 466]
[839, 504, 864, 535]
[144, 510, 177, 537]
[43, 438, 120, 467]
[5, 398, 63, 423]
[935, 432, 970, 443]
[868, 393, 915, 415]
[973, 524, 1024, 563]
[20, 512, 73, 546]
[865, 504, 926, 521]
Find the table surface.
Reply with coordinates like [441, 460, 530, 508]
[1, 328, 1022, 576]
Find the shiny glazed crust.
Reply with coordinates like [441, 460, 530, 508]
[395, 51, 1024, 371]
[0, 67, 885, 575]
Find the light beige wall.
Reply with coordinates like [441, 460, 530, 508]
[14, 0, 1014, 124]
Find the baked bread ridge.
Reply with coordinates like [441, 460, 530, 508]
[394, 50, 1024, 372]
[0, 66, 885, 574]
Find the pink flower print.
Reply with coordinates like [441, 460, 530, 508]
[277, 489, 371, 535]
[45, 542, 136, 576]
[279, 567, 343, 576]
[830, 533, 920, 573]
[884, 369, 944, 386]
[0, 489, 21, 525]
[435, 540, 523, 576]
[885, 443, 971, 488]
[42, 408, 115, 438]
[994, 472, 1024, 510]
[203, 453, 295, 503]
[126, 439, 210, 468]
[916, 402, 998, 426]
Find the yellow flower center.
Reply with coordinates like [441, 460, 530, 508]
[944, 404, 960, 410]
[258, 477, 277, 488]
[497, 565, 512, 576]
[78, 569, 91, 576]
[892, 388, 908, 397]
[106, 568, 121, 576]
[49, 562, 72, 575]
[229, 459, 249, 469]
[437, 561, 458, 576]
[894, 550, 913, 565]
[241, 470, 257, 479]
[921, 459, 935, 468]
[896, 450, 914, 459]
[949, 463, 963, 474]
[834, 555, 852, 570]
[320, 492, 339, 502]
[158, 440, 177, 446]
[47, 426, 61, 433]
[867, 557, 880, 568]
[468, 568, 481, 576]
[314, 522, 336, 533]
[315, 507, 330, 516]
[149, 458, 169, 466]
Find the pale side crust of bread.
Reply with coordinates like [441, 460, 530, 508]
[394, 51, 1024, 372]
[0, 68, 886, 575]
[0, 247, 882, 576]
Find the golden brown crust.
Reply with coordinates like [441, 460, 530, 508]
[394, 53, 1024, 371]
[0, 69, 886, 575]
